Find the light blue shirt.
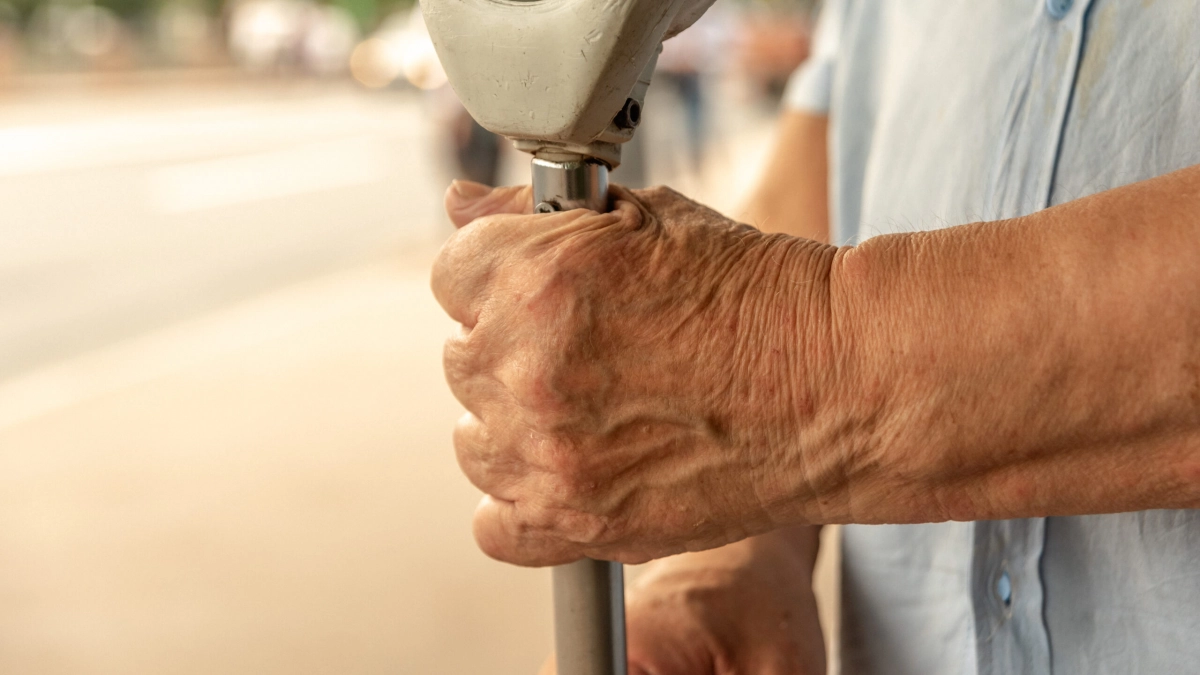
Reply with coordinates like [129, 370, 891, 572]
[784, 1, 1200, 673]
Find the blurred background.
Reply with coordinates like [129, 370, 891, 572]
[0, 1, 823, 672]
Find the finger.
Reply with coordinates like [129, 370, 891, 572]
[536, 655, 555, 675]
[473, 495, 580, 567]
[453, 412, 524, 501]
[442, 326, 494, 417]
[445, 181, 534, 228]
[430, 215, 507, 326]
[431, 207, 560, 326]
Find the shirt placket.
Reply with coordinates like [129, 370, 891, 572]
[972, 518, 1051, 675]
[983, 0, 1097, 220]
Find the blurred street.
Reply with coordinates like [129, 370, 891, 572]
[0, 75, 560, 674]
[0, 75, 445, 382]
[0, 4, 821, 669]
[0, 260, 556, 674]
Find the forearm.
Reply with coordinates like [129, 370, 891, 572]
[815, 164, 1200, 523]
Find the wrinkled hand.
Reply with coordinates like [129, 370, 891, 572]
[432, 181, 838, 566]
[540, 531, 827, 675]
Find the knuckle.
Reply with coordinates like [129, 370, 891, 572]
[647, 184, 679, 199]
[636, 184, 680, 204]
[467, 212, 530, 249]
[443, 214, 507, 272]
[434, 224, 477, 274]
[443, 330, 483, 382]
[506, 357, 575, 424]
[487, 492, 626, 561]
[431, 226, 505, 323]
[451, 415, 480, 464]
[442, 331, 466, 369]
[556, 509, 615, 548]
[519, 497, 607, 549]
[500, 340, 603, 428]
[522, 501, 560, 534]
[429, 254, 458, 311]
[508, 358, 548, 400]
[536, 435, 588, 488]
[465, 211, 506, 234]
[453, 422, 496, 493]
[444, 341, 494, 413]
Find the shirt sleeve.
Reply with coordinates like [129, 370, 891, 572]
[782, 0, 850, 114]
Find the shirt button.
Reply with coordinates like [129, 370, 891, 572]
[996, 571, 1013, 606]
[1046, 0, 1073, 19]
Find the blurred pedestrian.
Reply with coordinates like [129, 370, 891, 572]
[0, 2, 18, 82]
[399, 7, 503, 187]
[655, 7, 730, 169]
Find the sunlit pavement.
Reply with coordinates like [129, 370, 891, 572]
[0, 261, 555, 674]
[0, 75, 446, 381]
[0, 76, 552, 674]
[0, 75, 834, 674]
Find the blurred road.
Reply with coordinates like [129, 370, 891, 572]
[0, 76, 445, 382]
[0, 77, 559, 674]
[0, 261, 555, 674]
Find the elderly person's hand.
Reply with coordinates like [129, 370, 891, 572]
[432, 181, 843, 566]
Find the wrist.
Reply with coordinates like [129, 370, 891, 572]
[791, 233, 920, 524]
[742, 231, 891, 527]
[728, 234, 846, 527]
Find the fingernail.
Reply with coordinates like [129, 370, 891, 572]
[451, 180, 493, 200]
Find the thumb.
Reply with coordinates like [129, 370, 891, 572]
[444, 180, 533, 228]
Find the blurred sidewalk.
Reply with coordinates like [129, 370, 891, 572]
[0, 257, 555, 674]
[0, 77, 448, 382]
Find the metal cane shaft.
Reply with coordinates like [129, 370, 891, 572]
[531, 156, 625, 675]
[552, 559, 626, 675]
